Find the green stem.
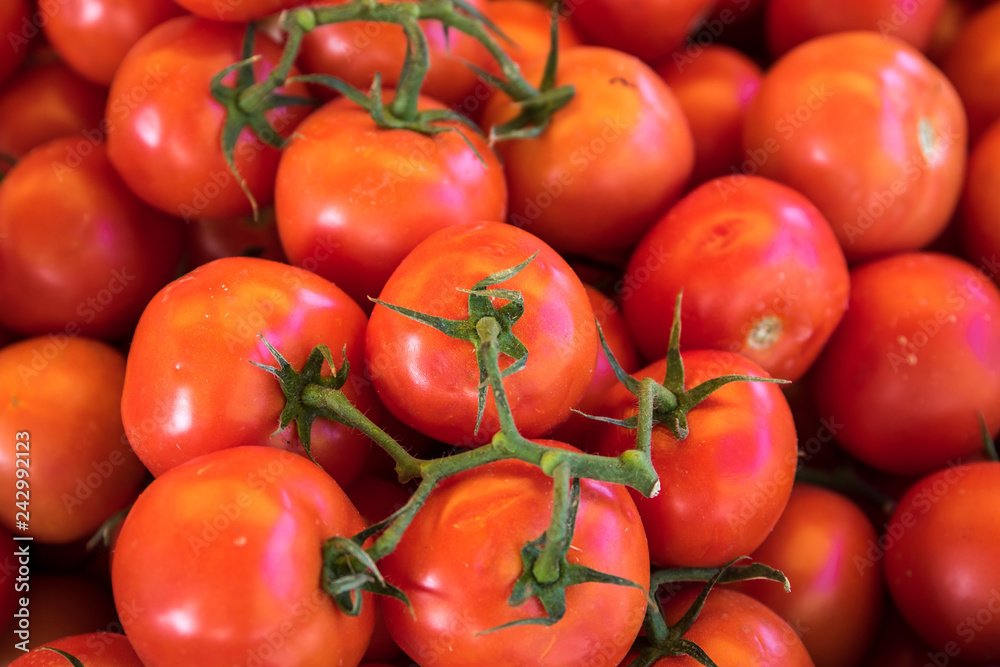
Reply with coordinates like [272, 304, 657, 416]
[533, 461, 571, 584]
[237, 18, 308, 112]
[389, 16, 431, 120]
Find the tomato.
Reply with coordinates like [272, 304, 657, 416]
[298, 0, 492, 108]
[567, 0, 715, 64]
[0, 138, 184, 339]
[734, 484, 884, 667]
[482, 1, 584, 72]
[0, 62, 106, 160]
[38, 0, 186, 86]
[112, 446, 374, 667]
[9, 633, 143, 666]
[481, 47, 694, 257]
[105, 16, 310, 220]
[172, 0, 304, 21]
[120, 256, 378, 486]
[961, 120, 1000, 269]
[765, 0, 946, 57]
[274, 95, 506, 310]
[0, 337, 147, 544]
[885, 462, 1000, 662]
[365, 222, 597, 447]
[943, 2, 1000, 141]
[185, 208, 288, 269]
[657, 45, 763, 186]
[591, 350, 797, 568]
[623, 587, 814, 666]
[0, 0, 31, 85]
[811, 253, 1000, 476]
[381, 441, 649, 667]
[925, 0, 976, 65]
[622, 176, 849, 381]
[743, 32, 966, 262]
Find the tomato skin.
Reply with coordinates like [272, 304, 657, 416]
[744, 32, 966, 262]
[106, 16, 309, 220]
[734, 484, 884, 667]
[961, 119, 1000, 268]
[943, 2, 1000, 141]
[381, 441, 649, 667]
[39, 0, 186, 86]
[592, 351, 797, 568]
[482, 1, 584, 72]
[9, 633, 143, 666]
[0, 62, 106, 160]
[173, 0, 304, 21]
[298, 0, 491, 107]
[0, 337, 147, 544]
[0, 0, 31, 85]
[275, 95, 506, 310]
[657, 45, 763, 186]
[112, 446, 374, 667]
[0, 138, 184, 339]
[185, 208, 287, 269]
[885, 462, 1000, 662]
[811, 253, 1000, 476]
[481, 47, 694, 257]
[765, 0, 946, 57]
[365, 222, 597, 447]
[622, 175, 849, 381]
[120, 256, 378, 485]
[568, 0, 715, 64]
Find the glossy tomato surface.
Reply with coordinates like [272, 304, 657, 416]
[944, 2, 1000, 141]
[9, 633, 144, 666]
[961, 119, 1000, 267]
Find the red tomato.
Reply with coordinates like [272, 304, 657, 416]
[624, 587, 815, 666]
[9, 633, 143, 666]
[0, 62, 106, 159]
[734, 484, 884, 667]
[112, 446, 374, 667]
[885, 462, 1000, 662]
[0, 0, 31, 85]
[0, 337, 147, 544]
[105, 16, 310, 220]
[811, 253, 1000, 476]
[120, 256, 378, 485]
[274, 95, 507, 310]
[0, 138, 184, 339]
[591, 350, 797, 567]
[365, 222, 597, 447]
[298, 0, 492, 108]
[622, 175, 849, 382]
[943, 2, 1000, 141]
[744, 32, 966, 262]
[567, 0, 715, 64]
[481, 47, 694, 257]
[185, 208, 288, 269]
[173, 0, 304, 21]
[657, 45, 763, 186]
[39, 0, 186, 86]
[765, 0, 946, 57]
[381, 441, 649, 666]
[962, 119, 1000, 268]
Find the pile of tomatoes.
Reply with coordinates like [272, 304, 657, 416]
[2, 0, 1000, 665]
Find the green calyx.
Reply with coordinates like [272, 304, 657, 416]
[39, 648, 85, 667]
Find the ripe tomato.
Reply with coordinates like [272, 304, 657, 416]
[185, 208, 288, 269]
[765, 0, 946, 57]
[657, 45, 763, 186]
[811, 253, 1000, 475]
[0, 138, 184, 339]
[120, 256, 378, 486]
[173, 0, 304, 21]
[481, 47, 694, 257]
[381, 442, 649, 666]
[744, 32, 966, 262]
[112, 446, 375, 667]
[365, 222, 597, 447]
[298, 0, 492, 108]
[943, 2, 1000, 141]
[568, 0, 715, 64]
[591, 350, 797, 568]
[0, 337, 148, 544]
[274, 95, 506, 310]
[623, 587, 815, 666]
[734, 484, 884, 667]
[961, 119, 1000, 267]
[0, 0, 31, 85]
[885, 462, 1000, 662]
[38, 0, 186, 86]
[9, 633, 143, 666]
[622, 175, 849, 382]
[0, 62, 106, 160]
[106, 16, 310, 220]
